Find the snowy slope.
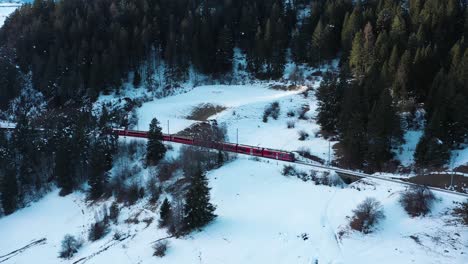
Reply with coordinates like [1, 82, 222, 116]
[0, 2, 20, 27]
[105, 83, 334, 161]
[1, 156, 466, 264]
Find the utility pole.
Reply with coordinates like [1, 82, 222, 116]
[167, 120, 170, 135]
[236, 128, 238, 145]
[450, 154, 455, 190]
[328, 141, 331, 166]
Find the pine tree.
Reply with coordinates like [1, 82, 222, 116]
[183, 167, 216, 232]
[159, 198, 172, 228]
[366, 89, 402, 171]
[349, 31, 365, 78]
[1, 166, 18, 215]
[146, 118, 166, 165]
[316, 72, 344, 134]
[0, 130, 17, 215]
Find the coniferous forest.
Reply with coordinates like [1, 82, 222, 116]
[0, 0, 467, 215]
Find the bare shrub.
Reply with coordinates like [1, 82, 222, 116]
[287, 110, 295, 117]
[263, 108, 271, 123]
[271, 101, 280, 119]
[263, 101, 280, 122]
[147, 176, 161, 204]
[158, 160, 179, 182]
[88, 217, 110, 241]
[350, 197, 385, 234]
[282, 165, 297, 176]
[109, 202, 119, 223]
[59, 234, 82, 259]
[287, 120, 295, 129]
[128, 182, 142, 205]
[179, 146, 226, 177]
[400, 185, 435, 217]
[298, 130, 309, 141]
[153, 241, 169, 257]
[453, 200, 468, 225]
[298, 105, 309, 120]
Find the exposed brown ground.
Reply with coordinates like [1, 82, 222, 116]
[405, 174, 468, 193]
[269, 84, 303, 91]
[187, 103, 226, 121]
[176, 122, 212, 137]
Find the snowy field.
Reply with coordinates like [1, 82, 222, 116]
[0, 2, 20, 27]
[100, 82, 335, 162]
[0, 155, 466, 264]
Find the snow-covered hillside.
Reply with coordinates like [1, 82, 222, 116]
[0, 155, 466, 264]
[1, 81, 466, 263]
[0, 2, 20, 26]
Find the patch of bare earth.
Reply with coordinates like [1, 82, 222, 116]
[269, 84, 304, 91]
[176, 122, 212, 137]
[187, 103, 226, 121]
[405, 174, 468, 193]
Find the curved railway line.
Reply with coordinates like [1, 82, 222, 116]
[115, 129, 468, 198]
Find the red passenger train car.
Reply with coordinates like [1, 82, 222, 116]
[113, 129, 295, 162]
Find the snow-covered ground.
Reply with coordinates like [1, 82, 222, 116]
[1, 155, 466, 264]
[0, 2, 20, 27]
[101, 82, 334, 161]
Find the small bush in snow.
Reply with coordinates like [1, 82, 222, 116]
[147, 177, 161, 204]
[287, 120, 295, 129]
[400, 185, 435, 217]
[453, 200, 468, 225]
[263, 102, 280, 122]
[59, 234, 82, 259]
[88, 212, 110, 241]
[282, 165, 297, 176]
[287, 110, 295, 117]
[271, 102, 280, 119]
[298, 130, 309, 141]
[263, 108, 271, 123]
[350, 197, 385, 234]
[126, 182, 141, 205]
[153, 241, 169, 257]
[109, 202, 119, 223]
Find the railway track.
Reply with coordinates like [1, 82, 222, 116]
[115, 129, 468, 198]
[1, 125, 466, 197]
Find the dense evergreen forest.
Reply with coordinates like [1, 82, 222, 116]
[0, 0, 467, 215]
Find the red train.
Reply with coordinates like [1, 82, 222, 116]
[114, 129, 295, 162]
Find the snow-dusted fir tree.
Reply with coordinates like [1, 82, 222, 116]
[183, 167, 216, 232]
[159, 198, 172, 228]
[146, 118, 166, 165]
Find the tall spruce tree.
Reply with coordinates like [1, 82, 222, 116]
[183, 167, 216, 232]
[159, 198, 172, 228]
[0, 130, 18, 215]
[146, 118, 166, 165]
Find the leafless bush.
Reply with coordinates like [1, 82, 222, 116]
[298, 106, 309, 120]
[153, 241, 169, 257]
[109, 202, 119, 223]
[287, 120, 295, 129]
[88, 214, 110, 241]
[147, 176, 161, 204]
[298, 130, 309, 141]
[263, 101, 280, 122]
[168, 200, 185, 236]
[271, 102, 280, 119]
[282, 165, 297, 176]
[179, 146, 226, 177]
[400, 185, 435, 217]
[453, 200, 468, 225]
[158, 160, 179, 182]
[59, 235, 82, 259]
[287, 110, 295, 117]
[350, 197, 385, 234]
